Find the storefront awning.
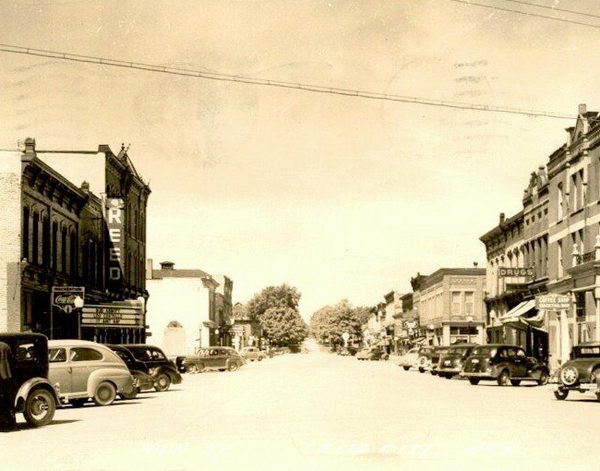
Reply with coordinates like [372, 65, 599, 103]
[499, 300, 535, 323]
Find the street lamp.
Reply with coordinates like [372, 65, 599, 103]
[74, 296, 84, 340]
[466, 315, 473, 343]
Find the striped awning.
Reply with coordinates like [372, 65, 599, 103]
[499, 299, 535, 323]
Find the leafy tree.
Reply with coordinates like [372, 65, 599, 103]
[246, 284, 301, 321]
[245, 284, 307, 347]
[310, 300, 370, 347]
[260, 306, 308, 347]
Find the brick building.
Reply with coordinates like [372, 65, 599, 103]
[0, 138, 150, 342]
[480, 165, 550, 360]
[416, 267, 486, 346]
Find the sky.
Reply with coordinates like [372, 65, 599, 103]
[1, 0, 600, 319]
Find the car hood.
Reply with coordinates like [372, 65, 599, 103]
[560, 358, 598, 370]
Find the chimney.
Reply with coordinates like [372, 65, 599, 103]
[579, 104, 587, 116]
[499, 212, 505, 224]
[23, 137, 36, 155]
[145, 259, 154, 280]
[473, 262, 478, 268]
[160, 261, 175, 270]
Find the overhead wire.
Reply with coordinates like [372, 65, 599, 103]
[0, 43, 575, 120]
[500, 0, 600, 20]
[446, 0, 600, 29]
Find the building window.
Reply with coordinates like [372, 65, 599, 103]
[451, 292, 461, 315]
[42, 216, 50, 267]
[52, 221, 58, 270]
[465, 292, 474, 315]
[70, 231, 77, 276]
[61, 226, 67, 273]
[558, 239, 564, 278]
[32, 211, 39, 265]
[22, 206, 30, 261]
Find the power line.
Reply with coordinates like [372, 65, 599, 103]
[0, 43, 575, 120]
[501, 0, 600, 20]
[446, 0, 600, 29]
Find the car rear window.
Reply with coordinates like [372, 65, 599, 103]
[471, 346, 497, 357]
[49, 348, 66, 363]
[575, 346, 600, 357]
[71, 347, 103, 362]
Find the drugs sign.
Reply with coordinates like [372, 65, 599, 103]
[498, 267, 534, 277]
[536, 294, 571, 311]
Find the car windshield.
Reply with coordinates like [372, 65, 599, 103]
[470, 346, 497, 357]
[448, 347, 470, 355]
[573, 346, 600, 357]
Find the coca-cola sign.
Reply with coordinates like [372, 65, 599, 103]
[51, 286, 85, 313]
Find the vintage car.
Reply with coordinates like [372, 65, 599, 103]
[48, 339, 134, 407]
[105, 345, 155, 398]
[460, 344, 549, 386]
[396, 347, 421, 370]
[356, 347, 389, 361]
[182, 347, 244, 373]
[551, 342, 600, 401]
[239, 346, 266, 362]
[416, 346, 447, 373]
[434, 344, 478, 378]
[0, 333, 60, 428]
[120, 344, 182, 392]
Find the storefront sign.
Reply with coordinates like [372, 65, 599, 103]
[498, 267, 534, 277]
[104, 198, 125, 284]
[81, 304, 143, 327]
[536, 294, 571, 311]
[51, 286, 85, 313]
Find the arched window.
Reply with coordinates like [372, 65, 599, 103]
[22, 206, 30, 261]
[61, 226, 68, 273]
[42, 215, 50, 267]
[32, 211, 39, 265]
[557, 182, 564, 220]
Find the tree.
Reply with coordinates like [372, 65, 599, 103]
[260, 306, 308, 347]
[245, 284, 307, 347]
[246, 284, 301, 321]
[310, 300, 370, 347]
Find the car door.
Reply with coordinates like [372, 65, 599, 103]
[48, 347, 71, 395]
[70, 347, 104, 395]
[513, 348, 528, 377]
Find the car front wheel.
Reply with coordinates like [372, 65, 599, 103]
[497, 370, 511, 386]
[228, 361, 240, 372]
[154, 373, 171, 392]
[554, 388, 569, 400]
[24, 388, 56, 427]
[537, 371, 549, 386]
[94, 382, 117, 406]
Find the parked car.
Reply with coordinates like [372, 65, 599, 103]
[356, 347, 389, 361]
[460, 344, 550, 386]
[105, 345, 155, 398]
[396, 347, 421, 370]
[434, 344, 478, 378]
[182, 347, 244, 373]
[48, 339, 134, 407]
[428, 347, 449, 375]
[551, 342, 600, 401]
[240, 346, 266, 362]
[0, 333, 60, 428]
[120, 344, 182, 392]
[416, 346, 440, 373]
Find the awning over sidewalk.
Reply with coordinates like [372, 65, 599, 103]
[499, 300, 535, 323]
[500, 299, 547, 332]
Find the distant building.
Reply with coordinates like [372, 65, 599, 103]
[415, 267, 486, 346]
[145, 260, 233, 357]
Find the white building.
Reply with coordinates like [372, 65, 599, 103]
[145, 260, 219, 357]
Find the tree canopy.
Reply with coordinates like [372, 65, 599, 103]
[245, 284, 307, 347]
[310, 299, 371, 346]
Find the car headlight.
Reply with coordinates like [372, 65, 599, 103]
[485, 367, 492, 374]
[454, 359, 463, 367]
[560, 366, 579, 386]
[148, 368, 158, 376]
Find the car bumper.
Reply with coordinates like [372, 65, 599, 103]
[552, 383, 598, 392]
[438, 367, 461, 374]
[460, 372, 495, 380]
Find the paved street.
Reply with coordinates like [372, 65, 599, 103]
[2, 342, 600, 471]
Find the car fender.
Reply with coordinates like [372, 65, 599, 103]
[87, 367, 133, 396]
[14, 377, 61, 412]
